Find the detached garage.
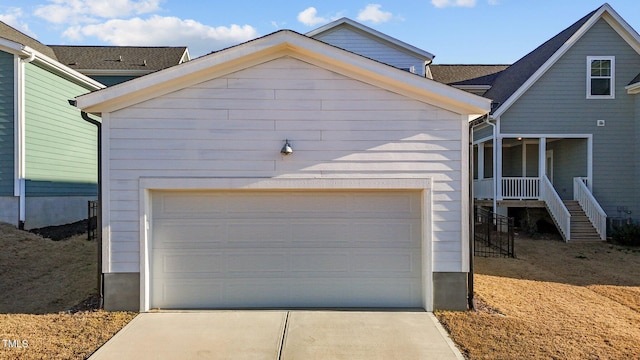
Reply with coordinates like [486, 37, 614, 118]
[76, 30, 490, 312]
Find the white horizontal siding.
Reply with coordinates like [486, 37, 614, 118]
[106, 56, 466, 273]
[313, 27, 426, 76]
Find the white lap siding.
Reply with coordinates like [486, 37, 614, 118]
[105, 56, 467, 274]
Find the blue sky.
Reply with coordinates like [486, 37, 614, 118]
[1, 1, 639, 64]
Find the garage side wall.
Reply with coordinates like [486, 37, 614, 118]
[104, 56, 468, 309]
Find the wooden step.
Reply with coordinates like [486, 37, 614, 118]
[562, 200, 603, 241]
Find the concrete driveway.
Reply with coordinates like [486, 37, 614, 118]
[89, 311, 464, 359]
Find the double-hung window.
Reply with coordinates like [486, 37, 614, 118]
[587, 56, 615, 99]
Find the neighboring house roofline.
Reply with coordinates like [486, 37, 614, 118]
[626, 82, 640, 94]
[76, 30, 489, 116]
[0, 21, 58, 59]
[0, 36, 105, 90]
[49, 45, 190, 73]
[77, 69, 155, 76]
[627, 72, 640, 93]
[490, 3, 640, 118]
[306, 17, 435, 61]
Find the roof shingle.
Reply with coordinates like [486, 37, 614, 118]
[49, 46, 189, 72]
[430, 64, 509, 86]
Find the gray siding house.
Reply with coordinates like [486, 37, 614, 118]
[307, 17, 435, 77]
[472, 4, 640, 241]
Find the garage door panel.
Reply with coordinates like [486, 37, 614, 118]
[226, 253, 289, 272]
[352, 252, 420, 273]
[153, 221, 228, 247]
[153, 193, 229, 217]
[348, 193, 419, 215]
[289, 252, 351, 272]
[156, 279, 423, 309]
[151, 190, 424, 309]
[160, 252, 224, 273]
[159, 280, 224, 308]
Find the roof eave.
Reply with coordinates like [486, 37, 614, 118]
[625, 82, 640, 94]
[0, 37, 105, 90]
[78, 69, 155, 76]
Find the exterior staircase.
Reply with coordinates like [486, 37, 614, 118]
[563, 200, 602, 241]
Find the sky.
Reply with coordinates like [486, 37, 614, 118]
[1, 0, 639, 64]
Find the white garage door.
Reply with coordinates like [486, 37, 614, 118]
[151, 190, 423, 309]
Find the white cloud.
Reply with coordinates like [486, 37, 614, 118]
[0, 7, 34, 35]
[357, 4, 393, 24]
[297, 7, 327, 26]
[431, 0, 477, 8]
[63, 15, 259, 57]
[34, 0, 161, 24]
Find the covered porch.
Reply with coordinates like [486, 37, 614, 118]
[472, 135, 606, 241]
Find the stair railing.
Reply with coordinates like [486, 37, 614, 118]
[540, 175, 571, 241]
[574, 177, 607, 240]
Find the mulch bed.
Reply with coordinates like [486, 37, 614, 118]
[29, 219, 92, 241]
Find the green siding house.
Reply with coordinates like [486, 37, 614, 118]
[0, 22, 189, 229]
[471, 4, 640, 241]
[0, 23, 105, 229]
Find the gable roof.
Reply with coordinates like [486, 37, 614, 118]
[430, 65, 509, 86]
[486, 3, 640, 117]
[627, 72, 640, 94]
[306, 17, 435, 61]
[49, 46, 190, 75]
[0, 21, 58, 59]
[76, 30, 489, 116]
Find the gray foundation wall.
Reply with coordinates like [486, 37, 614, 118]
[24, 196, 96, 229]
[103, 272, 470, 312]
[104, 273, 140, 312]
[0, 196, 18, 226]
[433, 272, 468, 311]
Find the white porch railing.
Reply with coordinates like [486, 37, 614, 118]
[501, 177, 540, 199]
[574, 177, 607, 240]
[540, 175, 571, 241]
[473, 178, 494, 199]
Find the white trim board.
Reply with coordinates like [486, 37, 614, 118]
[137, 177, 434, 312]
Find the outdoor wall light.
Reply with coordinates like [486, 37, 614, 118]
[281, 139, 293, 155]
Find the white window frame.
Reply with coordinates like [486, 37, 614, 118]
[587, 56, 615, 99]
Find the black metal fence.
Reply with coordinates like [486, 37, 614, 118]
[88, 200, 98, 241]
[474, 206, 515, 258]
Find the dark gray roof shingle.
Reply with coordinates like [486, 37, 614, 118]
[0, 21, 58, 59]
[483, 8, 599, 110]
[629, 72, 640, 86]
[430, 65, 510, 86]
[49, 46, 188, 71]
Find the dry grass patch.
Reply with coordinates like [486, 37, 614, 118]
[0, 223, 136, 359]
[436, 236, 640, 360]
[0, 223, 96, 314]
[0, 312, 136, 360]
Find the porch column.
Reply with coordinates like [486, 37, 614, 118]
[477, 143, 485, 180]
[496, 137, 502, 200]
[539, 137, 546, 180]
